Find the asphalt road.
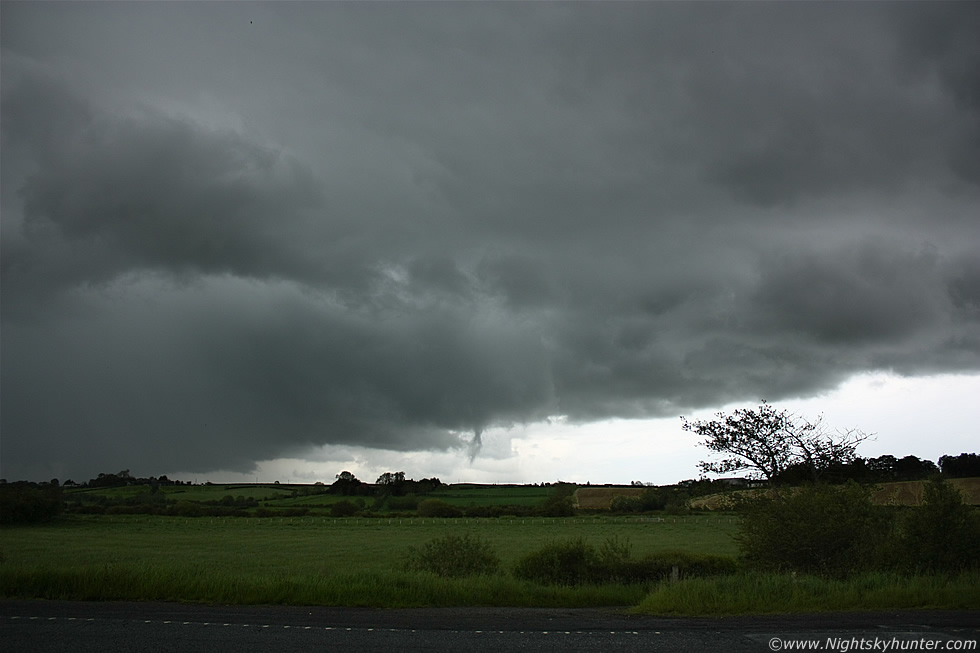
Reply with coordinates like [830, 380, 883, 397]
[2, 600, 978, 652]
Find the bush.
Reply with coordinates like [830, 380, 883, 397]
[513, 536, 736, 586]
[416, 499, 463, 518]
[513, 538, 600, 585]
[598, 535, 633, 567]
[71, 504, 107, 515]
[404, 533, 500, 578]
[0, 484, 63, 524]
[539, 495, 576, 517]
[172, 501, 203, 518]
[594, 536, 638, 582]
[536, 483, 577, 517]
[607, 488, 688, 514]
[610, 495, 644, 513]
[463, 505, 501, 518]
[619, 550, 738, 583]
[736, 482, 888, 577]
[663, 500, 691, 516]
[894, 478, 980, 573]
[330, 500, 359, 517]
[386, 495, 420, 511]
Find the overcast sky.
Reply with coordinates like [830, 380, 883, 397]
[2, 2, 978, 485]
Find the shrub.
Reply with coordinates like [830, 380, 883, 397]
[72, 504, 107, 515]
[330, 500, 359, 517]
[736, 481, 888, 577]
[607, 488, 687, 514]
[594, 536, 637, 582]
[663, 500, 691, 516]
[386, 495, 420, 511]
[463, 505, 501, 518]
[894, 478, 980, 573]
[610, 495, 644, 513]
[498, 505, 535, 518]
[598, 535, 633, 567]
[173, 501, 203, 518]
[416, 499, 463, 518]
[512, 537, 735, 586]
[640, 487, 670, 511]
[537, 483, 577, 517]
[0, 484, 63, 524]
[620, 550, 738, 583]
[513, 538, 600, 585]
[404, 533, 500, 578]
[539, 495, 576, 517]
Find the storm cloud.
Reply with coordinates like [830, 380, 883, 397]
[2, 2, 978, 481]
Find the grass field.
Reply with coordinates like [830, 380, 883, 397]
[7, 480, 979, 613]
[68, 483, 301, 504]
[428, 484, 555, 507]
[0, 513, 736, 607]
[2, 512, 976, 613]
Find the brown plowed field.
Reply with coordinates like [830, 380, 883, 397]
[573, 487, 646, 509]
[686, 477, 980, 510]
[871, 477, 980, 506]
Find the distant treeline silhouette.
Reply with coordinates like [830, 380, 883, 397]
[771, 452, 980, 485]
[1, 453, 977, 524]
[328, 470, 443, 497]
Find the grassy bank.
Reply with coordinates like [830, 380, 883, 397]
[634, 571, 980, 615]
[0, 565, 650, 608]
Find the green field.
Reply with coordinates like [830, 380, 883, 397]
[0, 513, 736, 607]
[3, 513, 975, 612]
[0, 513, 739, 575]
[68, 483, 303, 504]
[5, 482, 978, 613]
[428, 484, 554, 507]
[61, 482, 557, 510]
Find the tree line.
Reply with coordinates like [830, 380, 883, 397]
[773, 452, 979, 485]
[328, 470, 443, 497]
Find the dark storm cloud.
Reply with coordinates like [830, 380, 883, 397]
[1, 2, 978, 480]
[1, 277, 555, 478]
[1, 71, 327, 307]
[749, 243, 946, 344]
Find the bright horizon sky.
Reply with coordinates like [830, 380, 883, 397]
[165, 372, 980, 487]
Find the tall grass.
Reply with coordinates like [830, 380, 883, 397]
[0, 562, 648, 607]
[633, 571, 980, 615]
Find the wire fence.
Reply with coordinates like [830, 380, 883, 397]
[92, 514, 740, 528]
